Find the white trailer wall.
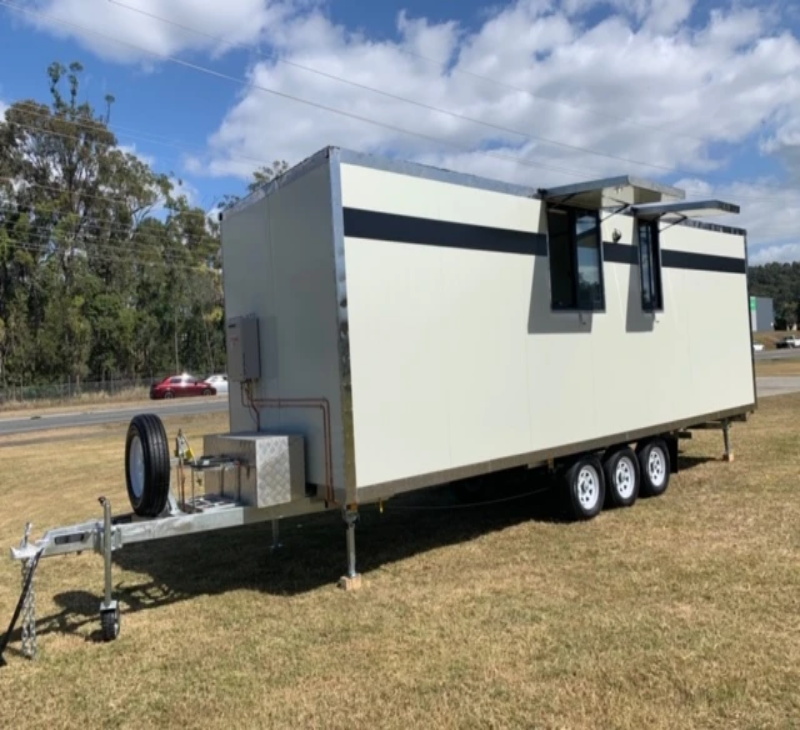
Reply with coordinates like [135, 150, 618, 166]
[221, 147, 754, 502]
[221, 158, 346, 492]
[340, 161, 754, 492]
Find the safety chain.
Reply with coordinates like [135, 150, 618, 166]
[19, 558, 37, 658]
[19, 523, 38, 660]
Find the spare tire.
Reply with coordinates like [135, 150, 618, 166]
[125, 413, 170, 517]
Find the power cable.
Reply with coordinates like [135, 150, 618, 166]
[0, 0, 621, 183]
[3, 103, 791, 205]
[107, 0, 682, 175]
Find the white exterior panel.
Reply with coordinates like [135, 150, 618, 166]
[221, 160, 345, 492]
[220, 148, 755, 502]
[340, 161, 754, 491]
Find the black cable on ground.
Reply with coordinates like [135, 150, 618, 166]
[383, 486, 551, 511]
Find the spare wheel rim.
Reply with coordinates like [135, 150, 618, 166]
[577, 465, 600, 510]
[129, 434, 145, 500]
[648, 449, 666, 487]
[615, 456, 636, 499]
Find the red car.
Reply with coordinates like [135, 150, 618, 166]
[149, 373, 217, 399]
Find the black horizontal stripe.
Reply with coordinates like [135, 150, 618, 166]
[343, 207, 547, 256]
[661, 249, 746, 274]
[342, 208, 746, 274]
[603, 241, 745, 274]
[602, 242, 638, 264]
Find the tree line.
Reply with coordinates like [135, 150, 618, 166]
[0, 61, 283, 388]
[0, 61, 794, 390]
[748, 263, 800, 330]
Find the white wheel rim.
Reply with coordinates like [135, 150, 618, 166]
[577, 465, 600, 510]
[129, 435, 145, 499]
[648, 448, 666, 487]
[615, 456, 636, 499]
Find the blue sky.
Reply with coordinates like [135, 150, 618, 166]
[1, 0, 800, 263]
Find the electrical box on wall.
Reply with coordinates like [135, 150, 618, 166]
[227, 315, 261, 381]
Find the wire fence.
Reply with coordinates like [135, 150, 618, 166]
[0, 378, 152, 406]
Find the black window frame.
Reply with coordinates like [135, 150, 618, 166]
[637, 217, 664, 312]
[545, 204, 606, 312]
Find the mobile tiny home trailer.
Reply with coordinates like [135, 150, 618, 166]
[220, 146, 755, 509]
[4, 146, 755, 657]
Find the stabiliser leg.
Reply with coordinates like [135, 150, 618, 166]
[270, 519, 283, 552]
[338, 506, 362, 591]
[98, 497, 120, 642]
[722, 419, 734, 462]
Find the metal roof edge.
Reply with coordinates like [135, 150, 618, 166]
[336, 147, 540, 197]
[538, 174, 686, 202]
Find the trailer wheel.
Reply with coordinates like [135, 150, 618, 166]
[637, 438, 670, 498]
[603, 447, 640, 508]
[100, 606, 120, 642]
[562, 456, 605, 520]
[125, 414, 170, 517]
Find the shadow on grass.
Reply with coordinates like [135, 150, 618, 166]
[3, 447, 720, 650]
[677, 454, 719, 471]
[0, 470, 569, 650]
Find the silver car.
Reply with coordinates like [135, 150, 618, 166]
[204, 374, 229, 394]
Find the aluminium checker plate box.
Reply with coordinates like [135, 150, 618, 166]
[202, 433, 306, 508]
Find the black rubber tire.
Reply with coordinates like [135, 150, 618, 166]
[602, 447, 640, 508]
[100, 607, 120, 642]
[562, 455, 605, 521]
[163, 391, 175, 399]
[125, 413, 171, 517]
[636, 438, 671, 498]
[203, 388, 212, 396]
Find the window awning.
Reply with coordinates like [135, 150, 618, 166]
[629, 199, 740, 221]
[538, 175, 685, 210]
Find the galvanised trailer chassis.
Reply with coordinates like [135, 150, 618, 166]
[1, 410, 743, 664]
[1, 453, 352, 663]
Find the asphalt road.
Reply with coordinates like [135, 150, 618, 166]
[754, 348, 800, 361]
[755, 377, 800, 397]
[0, 397, 229, 436]
[2, 374, 800, 438]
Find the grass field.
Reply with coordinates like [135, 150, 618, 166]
[1, 399, 799, 729]
[754, 358, 800, 377]
[0, 387, 151, 416]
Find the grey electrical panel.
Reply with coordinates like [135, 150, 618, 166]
[227, 315, 261, 381]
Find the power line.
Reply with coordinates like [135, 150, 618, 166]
[0, 198, 218, 239]
[0, 0, 617, 183]
[7, 106, 297, 186]
[9, 237, 221, 273]
[106, 0, 682, 175]
[0, 206, 220, 259]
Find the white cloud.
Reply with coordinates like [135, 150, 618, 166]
[20, 0, 294, 63]
[16, 1, 800, 260]
[562, 0, 695, 33]
[171, 177, 200, 207]
[182, 3, 800, 194]
[749, 243, 800, 265]
[117, 143, 155, 168]
[0, 100, 7, 121]
[674, 175, 800, 263]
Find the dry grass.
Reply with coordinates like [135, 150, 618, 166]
[754, 358, 800, 377]
[0, 387, 151, 417]
[1, 401, 800, 729]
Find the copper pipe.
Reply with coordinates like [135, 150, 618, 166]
[241, 386, 336, 506]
